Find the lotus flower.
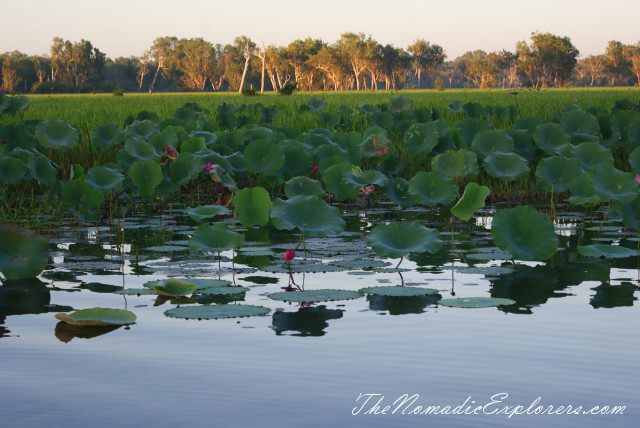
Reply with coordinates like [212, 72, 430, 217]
[281, 249, 296, 264]
[635, 173, 640, 186]
[364, 186, 374, 195]
[310, 164, 319, 174]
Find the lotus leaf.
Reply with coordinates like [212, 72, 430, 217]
[0, 223, 48, 280]
[0, 156, 27, 185]
[322, 163, 361, 200]
[128, 160, 163, 197]
[124, 136, 161, 161]
[190, 223, 244, 254]
[233, 187, 273, 227]
[567, 175, 603, 207]
[307, 98, 327, 112]
[451, 182, 490, 221]
[561, 109, 599, 136]
[170, 152, 203, 186]
[149, 279, 198, 297]
[438, 297, 516, 308]
[463, 102, 484, 118]
[408, 171, 457, 206]
[35, 120, 79, 151]
[404, 121, 447, 155]
[268, 289, 362, 303]
[343, 169, 388, 188]
[185, 205, 231, 222]
[207, 164, 238, 191]
[483, 152, 530, 181]
[534, 123, 571, 154]
[382, 177, 414, 208]
[453, 117, 495, 146]
[367, 221, 442, 259]
[280, 141, 314, 178]
[491, 205, 558, 261]
[55, 308, 136, 326]
[592, 165, 638, 203]
[85, 166, 124, 194]
[577, 244, 637, 259]
[165, 304, 270, 319]
[535, 155, 583, 192]
[284, 176, 325, 198]
[570, 142, 613, 172]
[197, 286, 249, 295]
[470, 130, 514, 160]
[126, 120, 159, 139]
[91, 123, 124, 152]
[359, 286, 439, 297]
[244, 139, 285, 175]
[61, 178, 103, 218]
[270, 195, 345, 238]
[432, 150, 467, 178]
[614, 196, 640, 231]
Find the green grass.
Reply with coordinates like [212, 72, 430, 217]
[4, 88, 639, 131]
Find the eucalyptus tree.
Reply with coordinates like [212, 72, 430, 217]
[148, 36, 178, 93]
[516, 32, 578, 87]
[285, 38, 324, 90]
[308, 45, 345, 91]
[489, 50, 518, 88]
[364, 40, 384, 90]
[253, 42, 266, 92]
[49, 37, 105, 89]
[464, 51, 497, 88]
[137, 50, 152, 91]
[377, 44, 409, 90]
[50, 37, 73, 83]
[575, 55, 606, 86]
[265, 45, 292, 91]
[209, 44, 227, 91]
[630, 43, 640, 85]
[175, 38, 215, 91]
[1, 53, 22, 93]
[604, 40, 632, 86]
[407, 39, 446, 88]
[335, 32, 370, 90]
[235, 36, 256, 93]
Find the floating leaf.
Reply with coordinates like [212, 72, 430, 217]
[438, 297, 516, 308]
[55, 308, 136, 326]
[577, 244, 637, 259]
[451, 182, 490, 221]
[198, 286, 249, 295]
[270, 195, 345, 238]
[0, 223, 48, 280]
[184, 205, 231, 222]
[233, 187, 273, 227]
[165, 304, 270, 319]
[367, 222, 442, 259]
[148, 279, 198, 297]
[491, 205, 558, 261]
[268, 289, 361, 303]
[359, 286, 439, 297]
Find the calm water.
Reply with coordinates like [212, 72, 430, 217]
[1, 208, 638, 428]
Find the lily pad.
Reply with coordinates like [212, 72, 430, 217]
[55, 308, 136, 326]
[268, 289, 362, 303]
[198, 286, 249, 295]
[185, 205, 231, 222]
[148, 279, 198, 297]
[359, 286, 439, 297]
[164, 304, 270, 320]
[577, 244, 637, 259]
[438, 297, 516, 308]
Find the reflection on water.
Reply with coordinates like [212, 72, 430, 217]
[272, 306, 343, 336]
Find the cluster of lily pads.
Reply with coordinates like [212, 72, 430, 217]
[3, 94, 640, 325]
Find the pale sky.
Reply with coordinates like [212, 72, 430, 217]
[1, 0, 638, 60]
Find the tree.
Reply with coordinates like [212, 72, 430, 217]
[407, 39, 446, 88]
[335, 32, 370, 90]
[1, 53, 22, 93]
[148, 36, 177, 93]
[235, 36, 256, 93]
[308, 45, 345, 91]
[630, 43, 640, 86]
[254, 42, 266, 93]
[176, 38, 215, 91]
[463, 51, 497, 88]
[516, 32, 579, 87]
[604, 40, 632, 86]
[137, 50, 152, 91]
[490, 50, 518, 88]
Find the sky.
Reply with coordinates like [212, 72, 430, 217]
[1, 0, 639, 60]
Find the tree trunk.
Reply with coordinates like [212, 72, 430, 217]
[149, 58, 163, 94]
[238, 44, 251, 93]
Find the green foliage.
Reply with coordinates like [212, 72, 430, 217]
[0, 223, 48, 280]
[367, 221, 443, 259]
[491, 205, 558, 261]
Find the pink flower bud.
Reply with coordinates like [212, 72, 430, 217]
[364, 186, 374, 195]
[311, 164, 319, 174]
[281, 249, 296, 263]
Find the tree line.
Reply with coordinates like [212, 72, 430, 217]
[1, 32, 640, 94]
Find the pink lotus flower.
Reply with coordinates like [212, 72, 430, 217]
[203, 162, 214, 171]
[310, 164, 319, 174]
[635, 174, 640, 186]
[281, 249, 296, 264]
[364, 186, 374, 195]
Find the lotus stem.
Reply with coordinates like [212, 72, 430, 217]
[596, 202, 611, 238]
[395, 257, 403, 269]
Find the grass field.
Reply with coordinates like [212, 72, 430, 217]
[4, 88, 639, 132]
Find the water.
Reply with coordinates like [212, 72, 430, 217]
[1, 209, 638, 428]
